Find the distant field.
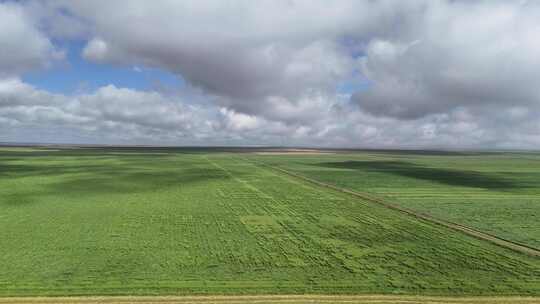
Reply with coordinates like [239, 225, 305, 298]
[250, 150, 540, 249]
[0, 147, 539, 296]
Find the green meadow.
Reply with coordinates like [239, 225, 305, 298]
[250, 150, 540, 248]
[0, 147, 539, 296]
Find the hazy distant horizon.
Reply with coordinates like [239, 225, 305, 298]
[2, 141, 539, 154]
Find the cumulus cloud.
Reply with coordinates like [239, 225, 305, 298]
[353, 1, 540, 119]
[0, 78, 343, 146]
[0, 78, 209, 143]
[51, 1, 540, 120]
[2, 77, 540, 149]
[82, 38, 109, 62]
[57, 0, 388, 115]
[2, 1, 540, 148]
[0, 2, 63, 77]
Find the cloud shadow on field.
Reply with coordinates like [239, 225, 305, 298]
[45, 168, 231, 196]
[314, 160, 519, 190]
[0, 161, 234, 206]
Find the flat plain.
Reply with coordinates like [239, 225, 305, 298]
[250, 150, 540, 249]
[0, 147, 539, 298]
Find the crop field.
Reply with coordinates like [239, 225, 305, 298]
[250, 150, 540, 249]
[0, 147, 539, 298]
[2, 295, 540, 304]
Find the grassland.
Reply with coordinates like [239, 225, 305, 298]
[0, 147, 539, 297]
[249, 150, 540, 249]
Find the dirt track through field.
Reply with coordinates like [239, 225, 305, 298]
[1, 295, 540, 304]
[250, 160, 540, 258]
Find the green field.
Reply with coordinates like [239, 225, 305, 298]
[250, 151, 540, 249]
[0, 147, 539, 296]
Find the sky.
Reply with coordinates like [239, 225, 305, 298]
[1, 0, 540, 149]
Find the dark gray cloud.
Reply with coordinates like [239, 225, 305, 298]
[54, 0, 408, 115]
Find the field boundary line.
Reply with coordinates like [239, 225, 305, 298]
[247, 160, 540, 257]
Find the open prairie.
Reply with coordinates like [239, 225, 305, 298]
[250, 150, 540, 249]
[0, 147, 539, 298]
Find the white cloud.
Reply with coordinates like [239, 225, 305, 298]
[219, 108, 261, 131]
[0, 2, 62, 77]
[82, 38, 109, 62]
[51, 1, 377, 115]
[2, 77, 540, 149]
[353, 1, 540, 119]
[2, 1, 540, 149]
[0, 78, 212, 144]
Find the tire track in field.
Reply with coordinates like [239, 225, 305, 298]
[203, 156, 273, 200]
[1, 295, 539, 304]
[247, 159, 540, 258]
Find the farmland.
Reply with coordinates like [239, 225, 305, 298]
[0, 147, 539, 297]
[249, 150, 540, 249]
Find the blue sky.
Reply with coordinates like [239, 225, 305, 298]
[22, 40, 183, 95]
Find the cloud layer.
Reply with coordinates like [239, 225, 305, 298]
[1, 0, 540, 149]
[353, 1, 540, 119]
[0, 2, 62, 77]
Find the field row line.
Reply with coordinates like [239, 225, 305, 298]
[204, 157, 277, 202]
[246, 160, 540, 258]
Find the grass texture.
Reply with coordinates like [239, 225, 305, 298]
[0, 148, 538, 296]
[250, 150, 540, 248]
